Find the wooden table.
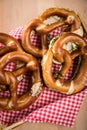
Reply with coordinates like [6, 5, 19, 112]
[0, 0, 87, 33]
[0, 0, 87, 130]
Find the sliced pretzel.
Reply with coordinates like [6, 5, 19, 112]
[53, 33, 86, 60]
[42, 32, 87, 94]
[0, 51, 43, 110]
[22, 8, 81, 57]
[37, 8, 81, 33]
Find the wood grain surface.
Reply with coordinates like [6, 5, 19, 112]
[0, 0, 87, 130]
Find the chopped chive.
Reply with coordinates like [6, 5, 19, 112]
[54, 71, 63, 79]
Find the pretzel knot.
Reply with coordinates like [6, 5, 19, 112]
[0, 51, 43, 110]
[42, 32, 87, 94]
[0, 33, 22, 56]
[22, 8, 81, 57]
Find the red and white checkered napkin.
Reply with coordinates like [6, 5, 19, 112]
[0, 26, 87, 127]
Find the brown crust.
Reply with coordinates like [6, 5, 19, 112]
[0, 51, 43, 110]
[42, 32, 87, 94]
[22, 8, 81, 57]
[38, 8, 81, 32]
[0, 33, 23, 56]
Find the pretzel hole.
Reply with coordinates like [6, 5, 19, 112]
[47, 28, 64, 45]
[4, 60, 26, 72]
[17, 72, 32, 96]
[30, 30, 42, 48]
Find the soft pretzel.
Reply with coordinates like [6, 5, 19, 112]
[22, 8, 81, 57]
[0, 7, 86, 112]
[0, 33, 22, 56]
[0, 51, 43, 110]
[0, 33, 23, 91]
[42, 32, 87, 94]
[37, 8, 81, 33]
[22, 19, 48, 57]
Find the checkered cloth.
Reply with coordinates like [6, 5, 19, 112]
[0, 26, 87, 127]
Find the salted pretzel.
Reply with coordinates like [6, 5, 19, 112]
[0, 33, 23, 91]
[42, 32, 87, 94]
[37, 8, 81, 33]
[0, 51, 43, 110]
[22, 19, 48, 57]
[22, 8, 81, 57]
[0, 33, 22, 56]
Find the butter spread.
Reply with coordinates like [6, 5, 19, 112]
[73, 26, 83, 36]
[67, 80, 74, 94]
[56, 80, 62, 86]
[31, 82, 42, 96]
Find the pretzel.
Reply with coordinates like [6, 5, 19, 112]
[0, 33, 23, 91]
[0, 51, 43, 110]
[22, 8, 81, 57]
[42, 32, 87, 94]
[37, 8, 81, 33]
[22, 19, 47, 57]
[0, 33, 22, 56]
